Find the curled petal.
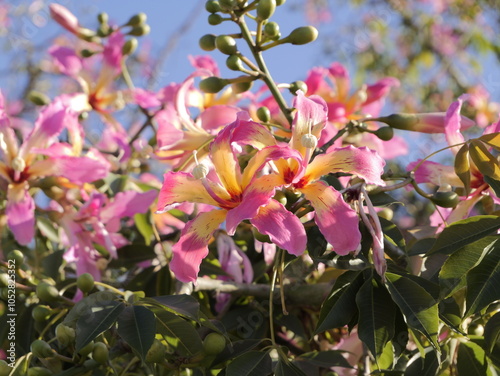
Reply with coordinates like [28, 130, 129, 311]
[364, 77, 399, 105]
[445, 96, 468, 153]
[299, 181, 360, 255]
[250, 199, 306, 256]
[170, 209, 227, 283]
[7, 185, 35, 245]
[306, 145, 385, 186]
[407, 160, 463, 187]
[49, 46, 82, 77]
[228, 112, 276, 150]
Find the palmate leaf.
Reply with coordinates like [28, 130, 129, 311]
[464, 238, 500, 318]
[356, 277, 396, 361]
[385, 273, 439, 351]
[116, 305, 156, 362]
[426, 216, 500, 256]
[469, 140, 500, 180]
[454, 143, 471, 195]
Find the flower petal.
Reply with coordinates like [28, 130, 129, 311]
[49, 46, 82, 77]
[170, 209, 227, 283]
[306, 145, 385, 185]
[101, 190, 157, 222]
[299, 180, 360, 255]
[445, 96, 468, 153]
[199, 105, 240, 132]
[407, 160, 463, 187]
[250, 199, 306, 256]
[6, 185, 35, 245]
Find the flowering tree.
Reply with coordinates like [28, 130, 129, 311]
[0, 1, 500, 375]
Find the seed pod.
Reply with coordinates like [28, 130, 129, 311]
[257, 0, 276, 20]
[31, 340, 54, 358]
[199, 77, 228, 93]
[256, 106, 271, 123]
[122, 38, 138, 55]
[288, 26, 318, 45]
[208, 13, 223, 25]
[92, 342, 109, 364]
[36, 282, 59, 303]
[77, 273, 95, 293]
[431, 191, 460, 208]
[28, 91, 50, 106]
[202, 333, 226, 355]
[215, 35, 237, 55]
[205, 0, 221, 13]
[374, 127, 394, 141]
[226, 55, 243, 71]
[199, 34, 217, 51]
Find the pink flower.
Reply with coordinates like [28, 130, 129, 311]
[49, 4, 92, 38]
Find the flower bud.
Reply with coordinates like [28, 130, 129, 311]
[208, 13, 223, 25]
[97, 25, 111, 37]
[0, 273, 9, 288]
[264, 22, 280, 39]
[49, 4, 80, 35]
[126, 13, 147, 27]
[28, 367, 53, 376]
[215, 35, 237, 55]
[122, 38, 138, 55]
[287, 26, 318, 45]
[276, 0, 286, 5]
[36, 282, 59, 303]
[257, 0, 276, 20]
[28, 91, 50, 106]
[97, 13, 108, 25]
[226, 55, 243, 71]
[55, 323, 76, 347]
[256, 106, 271, 123]
[289, 80, 308, 95]
[78, 341, 94, 358]
[199, 34, 217, 51]
[232, 81, 253, 94]
[77, 273, 95, 293]
[80, 49, 96, 58]
[374, 127, 394, 141]
[31, 340, 54, 358]
[205, 0, 221, 13]
[7, 249, 24, 266]
[373, 113, 475, 134]
[301, 133, 318, 149]
[146, 339, 167, 363]
[199, 77, 228, 93]
[32, 305, 52, 322]
[128, 24, 150, 36]
[219, 0, 235, 11]
[92, 342, 109, 364]
[431, 191, 459, 208]
[203, 333, 226, 355]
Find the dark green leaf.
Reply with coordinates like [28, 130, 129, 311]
[405, 347, 440, 376]
[75, 301, 126, 351]
[64, 291, 119, 327]
[484, 176, 500, 198]
[385, 273, 439, 351]
[315, 271, 364, 334]
[108, 244, 157, 268]
[146, 294, 200, 321]
[212, 339, 262, 367]
[134, 213, 154, 245]
[465, 238, 500, 318]
[392, 309, 408, 358]
[380, 217, 405, 250]
[356, 277, 396, 360]
[426, 216, 500, 256]
[275, 358, 308, 376]
[485, 311, 500, 354]
[439, 237, 495, 298]
[226, 350, 272, 376]
[408, 238, 436, 256]
[41, 250, 64, 280]
[457, 341, 492, 376]
[117, 305, 156, 362]
[439, 297, 466, 336]
[368, 191, 399, 206]
[293, 350, 352, 369]
[306, 225, 328, 258]
[153, 309, 203, 357]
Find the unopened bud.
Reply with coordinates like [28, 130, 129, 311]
[257, 0, 276, 20]
[208, 13, 223, 25]
[374, 127, 394, 141]
[276, 0, 286, 5]
[219, 0, 235, 11]
[205, 0, 221, 13]
[55, 324, 76, 347]
[126, 13, 147, 27]
[199, 77, 228, 93]
[128, 24, 150, 36]
[122, 38, 138, 55]
[92, 342, 109, 364]
[287, 26, 318, 45]
[256, 106, 271, 123]
[431, 191, 459, 208]
[226, 55, 243, 71]
[28, 91, 50, 106]
[97, 13, 108, 25]
[289, 81, 308, 95]
[199, 34, 217, 51]
[80, 49, 96, 58]
[264, 22, 280, 39]
[31, 340, 54, 358]
[215, 35, 237, 55]
[232, 81, 253, 94]
[301, 133, 318, 149]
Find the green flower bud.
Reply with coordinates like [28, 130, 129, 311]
[377, 208, 394, 221]
[257, 0, 276, 20]
[78, 341, 94, 358]
[226, 55, 243, 71]
[199, 34, 217, 51]
[92, 342, 109, 364]
[7, 250, 24, 266]
[374, 127, 394, 141]
[128, 24, 150, 36]
[96, 25, 111, 37]
[205, 0, 221, 13]
[28, 91, 50, 106]
[199, 77, 228, 93]
[36, 282, 59, 303]
[28, 367, 53, 376]
[215, 35, 237, 55]
[264, 22, 280, 39]
[146, 339, 167, 363]
[97, 13, 108, 25]
[431, 191, 459, 208]
[55, 324, 76, 347]
[77, 273, 95, 294]
[126, 13, 147, 27]
[80, 49, 96, 58]
[202, 333, 226, 355]
[122, 38, 138, 55]
[232, 81, 252, 94]
[208, 13, 223, 25]
[289, 80, 308, 95]
[276, 0, 286, 5]
[0, 273, 10, 287]
[0, 360, 12, 376]
[32, 305, 52, 322]
[288, 26, 318, 45]
[272, 190, 287, 206]
[219, 0, 235, 11]
[31, 340, 54, 358]
[256, 106, 271, 123]
[0, 288, 7, 300]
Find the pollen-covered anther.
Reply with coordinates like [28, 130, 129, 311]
[301, 133, 318, 149]
[12, 156, 26, 172]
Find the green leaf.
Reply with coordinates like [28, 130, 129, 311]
[439, 236, 495, 298]
[117, 305, 156, 362]
[75, 301, 126, 351]
[134, 213, 154, 245]
[455, 143, 471, 195]
[368, 191, 399, 206]
[479, 132, 500, 150]
[315, 271, 364, 334]
[306, 225, 328, 258]
[37, 216, 60, 243]
[484, 175, 500, 198]
[108, 244, 157, 268]
[464, 238, 500, 318]
[145, 294, 200, 321]
[426, 216, 500, 256]
[404, 347, 440, 376]
[226, 350, 272, 376]
[9, 354, 32, 376]
[275, 358, 308, 376]
[64, 291, 119, 328]
[439, 297, 466, 336]
[380, 217, 405, 250]
[469, 140, 500, 180]
[153, 309, 203, 357]
[212, 339, 262, 367]
[356, 277, 396, 360]
[385, 273, 439, 351]
[293, 350, 352, 369]
[408, 238, 436, 256]
[484, 311, 500, 354]
[457, 341, 492, 376]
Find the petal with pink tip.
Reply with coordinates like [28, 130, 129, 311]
[133, 88, 161, 109]
[199, 105, 240, 132]
[364, 77, 400, 105]
[49, 4, 81, 35]
[444, 96, 467, 153]
[306, 145, 385, 186]
[225, 112, 276, 150]
[407, 160, 463, 187]
[171, 209, 227, 283]
[103, 31, 125, 74]
[156, 172, 219, 213]
[189, 55, 220, 76]
[225, 174, 283, 235]
[7, 186, 35, 245]
[101, 190, 157, 222]
[299, 181, 360, 255]
[250, 199, 306, 256]
[49, 46, 83, 77]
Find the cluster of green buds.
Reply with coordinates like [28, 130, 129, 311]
[198, 0, 318, 105]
